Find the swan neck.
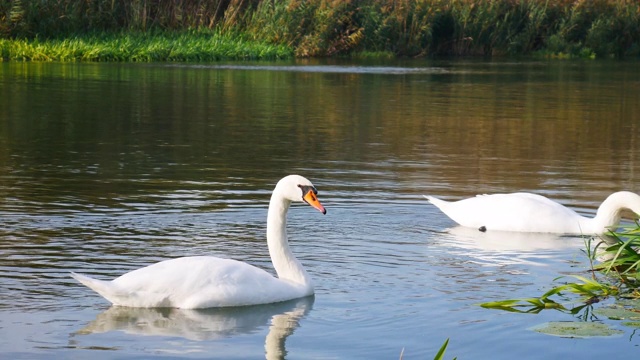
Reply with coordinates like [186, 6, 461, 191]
[590, 194, 626, 233]
[266, 192, 312, 288]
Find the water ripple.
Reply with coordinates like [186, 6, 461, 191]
[183, 64, 450, 75]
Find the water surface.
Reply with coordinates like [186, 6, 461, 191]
[1, 59, 639, 359]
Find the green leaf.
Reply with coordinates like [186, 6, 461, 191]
[433, 338, 450, 360]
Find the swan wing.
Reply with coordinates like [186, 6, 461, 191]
[426, 193, 582, 232]
[72, 256, 308, 309]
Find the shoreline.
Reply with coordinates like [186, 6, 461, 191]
[2, 0, 639, 62]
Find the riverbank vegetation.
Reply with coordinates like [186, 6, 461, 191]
[0, 30, 292, 61]
[1, 0, 639, 61]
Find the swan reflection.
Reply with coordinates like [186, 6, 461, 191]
[444, 225, 585, 251]
[437, 226, 588, 266]
[76, 296, 314, 358]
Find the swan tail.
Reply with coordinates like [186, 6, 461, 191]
[423, 195, 436, 202]
[423, 195, 447, 208]
[71, 272, 122, 305]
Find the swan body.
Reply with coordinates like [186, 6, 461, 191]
[424, 191, 640, 234]
[72, 175, 326, 309]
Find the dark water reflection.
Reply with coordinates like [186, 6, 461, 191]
[0, 60, 639, 359]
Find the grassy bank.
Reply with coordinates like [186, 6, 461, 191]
[2, 0, 640, 61]
[0, 30, 292, 62]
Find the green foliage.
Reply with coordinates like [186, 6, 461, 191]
[480, 224, 640, 315]
[0, 30, 293, 62]
[0, 0, 256, 38]
[277, 0, 364, 57]
[1, 0, 639, 59]
[433, 338, 456, 360]
[539, 0, 640, 58]
[479, 275, 619, 314]
[597, 224, 640, 281]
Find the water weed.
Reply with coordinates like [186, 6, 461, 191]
[479, 275, 619, 314]
[480, 225, 640, 314]
[597, 224, 640, 281]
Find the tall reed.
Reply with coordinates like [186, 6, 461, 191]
[2, 0, 639, 59]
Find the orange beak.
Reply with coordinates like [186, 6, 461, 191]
[303, 190, 326, 214]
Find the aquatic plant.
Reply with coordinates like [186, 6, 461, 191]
[400, 338, 456, 360]
[433, 338, 456, 360]
[480, 224, 640, 314]
[479, 274, 619, 314]
[531, 321, 624, 338]
[597, 224, 640, 281]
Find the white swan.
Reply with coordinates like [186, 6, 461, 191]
[71, 175, 326, 309]
[424, 191, 640, 234]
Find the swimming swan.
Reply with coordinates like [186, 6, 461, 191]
[424, 191, 640, 234]
[71, 175, 326, 309]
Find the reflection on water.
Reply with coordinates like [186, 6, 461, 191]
[438, 226, 586, 266]
[1, 60, 639, 359]
[186, 64, 450, 74]
[445, 225, 582, 252]
[75, 296, 313, 358]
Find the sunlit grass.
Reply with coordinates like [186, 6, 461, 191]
[3, 0, 639, 60]
[0, 30, 294, 62]
[597, 224, 640, 280]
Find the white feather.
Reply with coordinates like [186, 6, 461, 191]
[424, 191, 640, 234]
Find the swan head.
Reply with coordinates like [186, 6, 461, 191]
[275, 175, 326, 214]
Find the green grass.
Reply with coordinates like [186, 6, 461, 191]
[595, 224, 640, 282]
[0, 30, 294, 62]
[2, 0, 640, 60]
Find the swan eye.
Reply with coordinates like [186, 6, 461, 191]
[298, 185, 318, 202]
[298, 184, 325, 214]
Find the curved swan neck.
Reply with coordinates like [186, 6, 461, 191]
[589, 192, 639, 233]
[266, 191, 312, 287]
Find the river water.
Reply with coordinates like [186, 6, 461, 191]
[0, 59, 639, 359]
